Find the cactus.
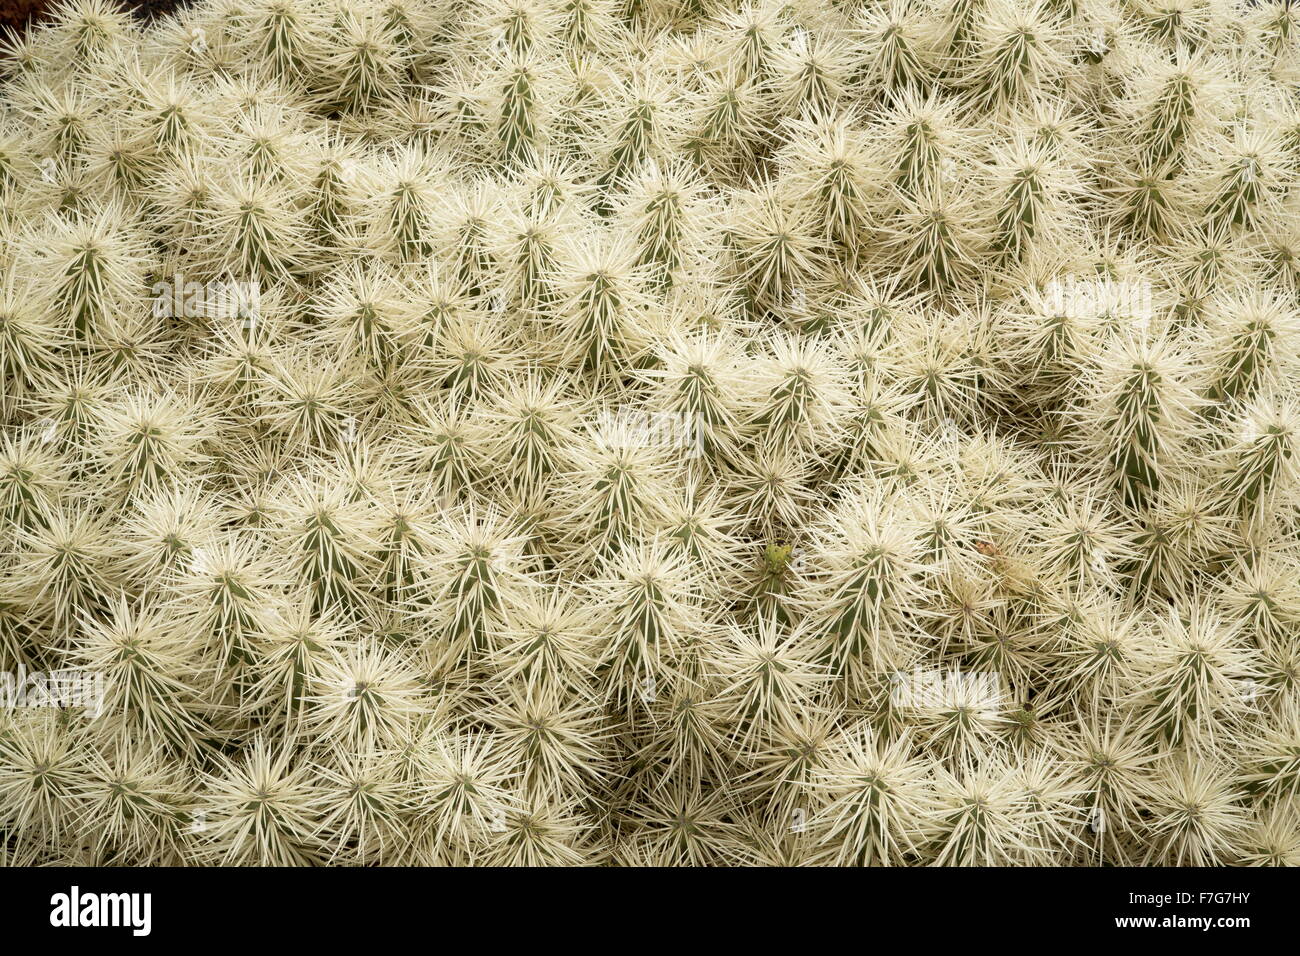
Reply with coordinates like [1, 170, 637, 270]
[0, 0, 1297, 868]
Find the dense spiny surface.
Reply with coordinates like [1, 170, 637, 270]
[1, 0, 1299, 865]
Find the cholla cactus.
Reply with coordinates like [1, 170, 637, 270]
[0, 0, 1298, 868]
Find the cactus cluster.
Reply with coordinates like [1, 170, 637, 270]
[1, 0, 1299, 866]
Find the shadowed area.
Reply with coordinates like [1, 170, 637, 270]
[1, 0, 185, 35]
